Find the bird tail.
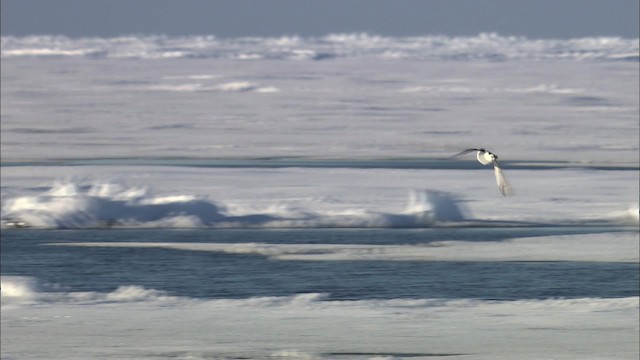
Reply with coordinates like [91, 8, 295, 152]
[493, 161, 513, 197]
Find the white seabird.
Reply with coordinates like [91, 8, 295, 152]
[452, 148, 513, 197]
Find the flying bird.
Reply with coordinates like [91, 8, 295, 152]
[452, 148, 513, 197]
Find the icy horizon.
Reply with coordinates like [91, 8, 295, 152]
[2, 32, 638, 61]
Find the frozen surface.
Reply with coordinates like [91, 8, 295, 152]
[1, 35, 639, 163]
[2, 276, 638, 360]
[1, 166, 638, 229]
[2, 34, 637, 61]
[2, 34, 638, 229]
[1, 34, 639, 360]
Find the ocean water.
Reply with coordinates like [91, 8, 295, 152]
[1, 34, 639, 359]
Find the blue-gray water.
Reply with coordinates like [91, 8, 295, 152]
[3, 228, 637, 301]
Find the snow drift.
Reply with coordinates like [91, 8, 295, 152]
[1, 181, 466, 229]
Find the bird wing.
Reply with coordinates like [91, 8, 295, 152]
[450, 149, 480, 158]
[492, 160, 513, 197]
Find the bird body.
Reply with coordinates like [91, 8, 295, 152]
[476, 149, 496, 165]
[452, 148, 513, 197]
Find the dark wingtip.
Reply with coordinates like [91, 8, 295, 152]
[450, 148, 479, 158]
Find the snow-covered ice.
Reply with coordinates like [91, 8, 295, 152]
[2, 33, 638, 360]
[2, 276, 638, 360]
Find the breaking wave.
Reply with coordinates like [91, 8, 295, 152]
[2, 33, 637, 61]
[0, 181, 467, 229]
